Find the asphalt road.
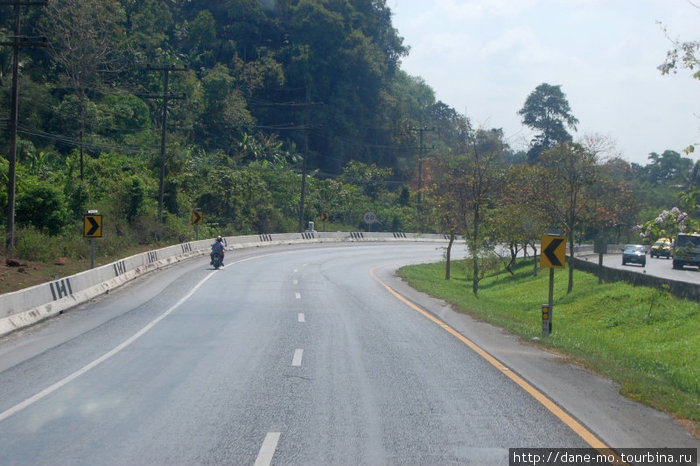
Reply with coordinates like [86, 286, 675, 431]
[0, 243, 696, 465]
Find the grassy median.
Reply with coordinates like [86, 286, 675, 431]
[399, 259, 699, 435]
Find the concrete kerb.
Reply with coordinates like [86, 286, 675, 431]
[0, 232, 455, 337]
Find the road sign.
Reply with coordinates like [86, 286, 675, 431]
[363, 211, 377, 225]
[192, 209, 203, 225]
[320, 211, 329, 222]
[83, 215, 102, 238]
[541, 235, 566, 268]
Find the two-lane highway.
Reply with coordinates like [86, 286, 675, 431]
[0, 243, 694, 464]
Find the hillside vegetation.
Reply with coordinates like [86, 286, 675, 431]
[0, 1, 698, 297]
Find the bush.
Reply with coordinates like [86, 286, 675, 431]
[16, 179, 70, 235]
[14, 227, 58, 262]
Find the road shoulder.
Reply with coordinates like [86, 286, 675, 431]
[379, 266, 700, 448]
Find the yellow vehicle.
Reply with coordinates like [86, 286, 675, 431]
[650, 237, 672, 259]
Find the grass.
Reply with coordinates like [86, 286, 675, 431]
[399, 259, 700, 435]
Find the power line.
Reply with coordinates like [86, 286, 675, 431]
[16, 124, 159, 155]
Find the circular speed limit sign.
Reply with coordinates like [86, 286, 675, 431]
[363, 211, 377, 224]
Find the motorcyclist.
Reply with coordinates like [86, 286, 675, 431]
[210, 235, 225, 266]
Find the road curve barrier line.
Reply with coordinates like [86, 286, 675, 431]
[368, 267, 626, 464]
[0, 270, 218, 424]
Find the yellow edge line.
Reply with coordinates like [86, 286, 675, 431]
[370, 267, 627, 465]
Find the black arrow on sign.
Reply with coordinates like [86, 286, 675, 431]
[544, 238, 564, 267]
[192, 210, 202, 224]
[86, 216, 100, 236]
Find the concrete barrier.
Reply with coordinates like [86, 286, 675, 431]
[0, 232, 455, 337]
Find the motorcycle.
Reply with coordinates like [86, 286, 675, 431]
[212, 252, 222, 269]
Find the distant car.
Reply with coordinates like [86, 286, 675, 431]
[650, 237, 672, 259]
[622, 244, 646, 267]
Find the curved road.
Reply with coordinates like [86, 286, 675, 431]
[0, 243, 696, 465]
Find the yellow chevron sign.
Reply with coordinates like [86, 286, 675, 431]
[541, 235, 566, 268]
[83, 215, 102, 238]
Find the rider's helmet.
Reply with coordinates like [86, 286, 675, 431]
[217, 235, 223, 242]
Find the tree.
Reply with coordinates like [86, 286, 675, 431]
[594, 157, 641, 244]
[642, 150, 694, 185]
[496, 163, 552, 276]
[658, 26, 700, 79]
[199, 64, 255, 152]
[464, 129, 508, 296]
[40, 0, 127, 179]
[518, 83, 579, 163]
[539, 142, 599, 293]
[16, 178, 69, 235]
[424, 154, 471, 280]
[341, 161, 393, 201]
[427, 129, 507, 295]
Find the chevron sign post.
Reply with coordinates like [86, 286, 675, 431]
[540, 235, 566, 337]
[84, 210, 102, 269]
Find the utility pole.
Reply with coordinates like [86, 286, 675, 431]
[408, 124, 435, 232]
[144, 64, 187, 223]
[246, 90, 321, 232]
[297, 86, 311, 233]
[1, 1, 47, 253]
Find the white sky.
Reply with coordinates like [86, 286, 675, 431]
[389, 0, 700, 166]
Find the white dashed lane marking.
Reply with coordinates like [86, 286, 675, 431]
[254, 431, 281, 466]
[292, 349, 303, 367]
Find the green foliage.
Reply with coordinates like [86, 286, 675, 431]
[518, 83, 579, 163]
[98, 94, 151, 141]
[341, 161, 393, 200]
[1, 0, 696, 274]
[16, 178, 70, 235]
[14, 227, 60, 261]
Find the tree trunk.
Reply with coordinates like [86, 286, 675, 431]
[471, 214, 480, 297]
[567, 229, 575, 293]
[445, 231, 455, 280]
[532, 242, 538, 277]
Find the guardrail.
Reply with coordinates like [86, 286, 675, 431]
[0, 232, 455, 337]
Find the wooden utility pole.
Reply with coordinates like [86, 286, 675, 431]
[144, 64, 187, 223]
[297, 87, 311, 233]
[1, 1, 47, 253]
[408, 124, 435, 232]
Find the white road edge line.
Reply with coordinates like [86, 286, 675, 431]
[254, 431, 281, 466]
[0, 270, 218, 423]
[292, 348, 303, 366]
